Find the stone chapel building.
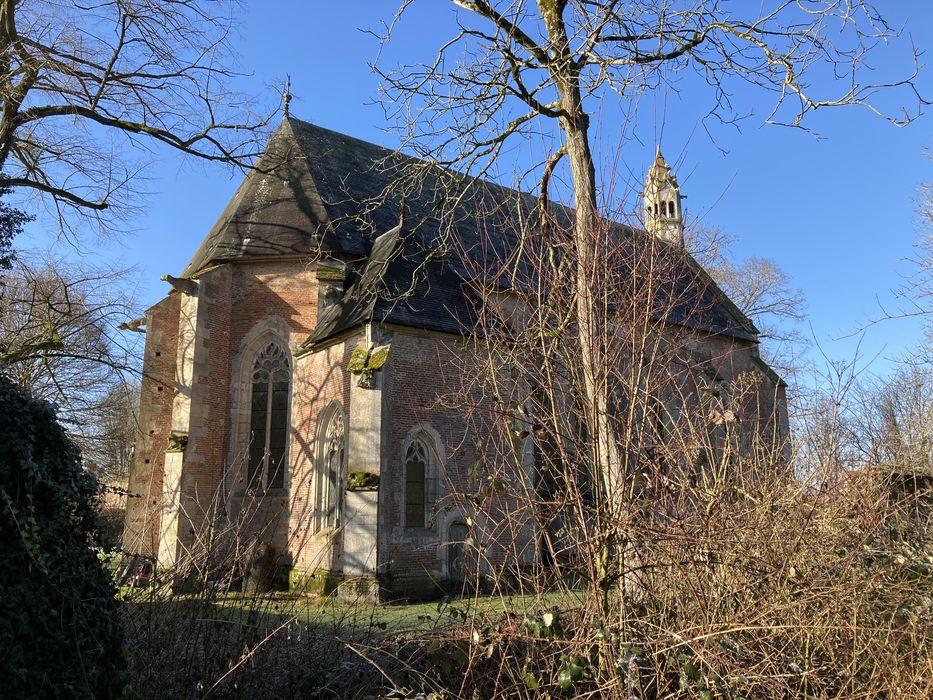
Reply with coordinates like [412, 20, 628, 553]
[122, 116, 788, 599]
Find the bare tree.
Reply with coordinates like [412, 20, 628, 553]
[0, 255, 140, 440]
[846, 365, 933, 475]
[378, 1, 922, 612]
[689, 225, 807, 376]
[917, 158, 933, 358]
[84, 380, 139, 482]
[0, 0, 272, 235]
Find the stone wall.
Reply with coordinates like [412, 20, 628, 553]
[122, 293, 181, 559]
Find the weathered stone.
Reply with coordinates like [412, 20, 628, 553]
[165, 431, 188, 453]
[243, 540, 277, 593]
[347, 346, 369, 373]
[346, 471, 380, 491]
[122, 117, 789, 604]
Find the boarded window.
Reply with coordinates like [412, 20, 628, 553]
[248, 342, 290, 490]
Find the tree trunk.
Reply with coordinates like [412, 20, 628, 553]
[537, 0, 623, 621]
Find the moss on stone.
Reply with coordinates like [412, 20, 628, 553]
[367, 344, 390, 370]
[288, 568, 313, 593]
[347, 346, 369, 373]
[289, 568, 344, 596]
[346, 470, 380, 491]
[315, 261, 346, 282]
[348, 343, 391, 375]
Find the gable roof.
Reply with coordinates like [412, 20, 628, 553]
[183, 121, 328, 276]
[182, 116, 758, 346]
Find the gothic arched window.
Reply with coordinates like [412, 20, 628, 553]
[404, 439, 428, 528]
[320, 409, 345, 528]
[248, 342, 290, 490]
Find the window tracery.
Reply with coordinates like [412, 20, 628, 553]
[319, 406, 345, 529]
[404, 439, 428, 528]
[247, 342, 290, 490]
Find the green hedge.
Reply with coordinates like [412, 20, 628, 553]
[0, 375, 125, 698]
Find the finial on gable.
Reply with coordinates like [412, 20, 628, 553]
[283, 75, 292, 118]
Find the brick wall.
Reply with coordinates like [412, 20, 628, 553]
[289, 335, 357, 573]
[190, 258, 320, 563]
[379, 330, 488, 592]
[126, 257, 323, 567]
[374, 325, 788, 596]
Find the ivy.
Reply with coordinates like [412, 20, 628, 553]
[0, 376, 125, 697]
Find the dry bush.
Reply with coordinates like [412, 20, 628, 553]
[358, 209, 933, 698]
[122, 596, 390, 699]
[117, 212, 933, 698]
[371, 469, 932, 699]
[118, 474, 400, 699]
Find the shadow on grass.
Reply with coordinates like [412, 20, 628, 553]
[122, 592, 387, 699]
[119, 588, 580, 699]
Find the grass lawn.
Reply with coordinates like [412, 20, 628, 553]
[281, 589, 582, 632]
[121, 587, 583, 636]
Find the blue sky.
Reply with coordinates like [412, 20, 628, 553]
[19, 1, 933, 375]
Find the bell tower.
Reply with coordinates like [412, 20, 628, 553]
[644, 146, 684, 246]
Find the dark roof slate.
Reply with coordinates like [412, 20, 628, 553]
[303, 224, 483, 348]
[182, 120, 333, 276]
[182, 116, 758, 345]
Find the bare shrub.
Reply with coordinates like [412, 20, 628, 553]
[353, 202, 933, 698]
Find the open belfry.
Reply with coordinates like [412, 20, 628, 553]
[123, 116, 788, 599]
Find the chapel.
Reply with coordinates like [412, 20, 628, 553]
[122, 116, 789, 599]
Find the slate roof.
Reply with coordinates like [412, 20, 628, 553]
[303, 223, 484, 348]
[181, 116, 759, 347]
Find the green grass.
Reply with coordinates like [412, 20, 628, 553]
[280, 589, 581, 632]
[122, 587, 582, 636]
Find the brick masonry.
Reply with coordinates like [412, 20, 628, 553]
[124, 256, 788, 599]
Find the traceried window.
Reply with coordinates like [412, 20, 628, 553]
[404, 439, 428, 528]
[321, 410, 345, 528]
[247, 342, 290, 490]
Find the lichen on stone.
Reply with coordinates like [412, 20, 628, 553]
[347, 346, 369, 373]
[347, 343, 391, 375]
[346, 470, 380, 491]
[367, 344, 390, 370]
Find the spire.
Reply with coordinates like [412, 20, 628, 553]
[283, 75, 292, 118]
[650, 145, 672, 178]
[644, 145, 684, 246]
